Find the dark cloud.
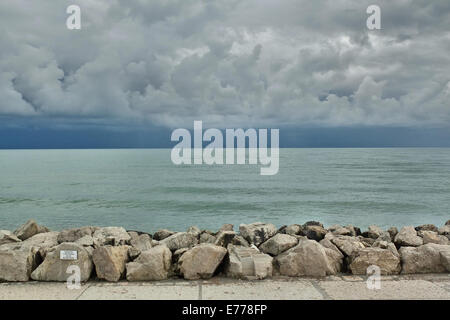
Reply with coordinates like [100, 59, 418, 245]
[0, 0, 449, 130]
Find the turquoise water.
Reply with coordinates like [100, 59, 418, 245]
[0, 148, 449, 233]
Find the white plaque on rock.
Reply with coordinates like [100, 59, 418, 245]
[60, 250, 78, 260]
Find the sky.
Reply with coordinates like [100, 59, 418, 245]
[0, 0, 450, 148]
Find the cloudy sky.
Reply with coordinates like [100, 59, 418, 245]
[0, 0, 450, 147]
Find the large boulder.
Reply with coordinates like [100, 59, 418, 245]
[367, 225, 383, 239]
[284, 224, 303, 236]
[160, 232, 198, 251]
[226, 245, 273, 279]
[0, 243, 39, 281]
[394, 226, 423, 247]
[387, 227, 398, 241]
[438, 225, 450, 239]
[329, 235, 365, 257]
[186, 226, 201, 238]
[0, 230, 21, 246]
[259, 234, 298, 256]
[22, 231, 59, 258]
[57, 226, 97, 243]
[31, 243, 93, 282]
[441, 251, 450, 271]
[275, 238, 340, 277]
[199, 232, 216, 244]
[92, 245, 130, 282]
[399, 243, 450, 273]
[14, 219, 49, 241]
[128, 232, 152, 258]
[419, 231, 449, 245]
[239, 222, 277, 246]
[179, 244, 227, 280]
[153, 229, 176, 241]
[214, 231, 236, 247]
[126, 245, 172, 281]
[328, 225, 352, 236]
[303, 225, 327, 241]
[349, 248, 401, 275]
[415, 224, 438, 233]
[93, 227, 131, 246]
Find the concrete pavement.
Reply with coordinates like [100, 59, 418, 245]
[1, 274, 450, 300]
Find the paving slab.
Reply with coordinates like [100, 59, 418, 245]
[317, 279, 450, 300]
[0, 282, 89, 300]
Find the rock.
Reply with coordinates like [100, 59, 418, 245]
[330, 235, 365, 257]
[387, 227, 398, 241]
[400, 244, 450, 273]
[239, 222, 277, 246]
[284, 224, 303, 236]
[160, 232, 198, 251]
[218, 224, 234, 232]
[346, 225, 361, 236]
[329, 225, 352, 236]
[0, 230, 21, 245]
[349, 248, 401, 275]
[22, 231, 59, 258]
[304, 225, 327, 241]
[438, 225, 450, 238]
[419, 231, 449, 245]
[57, 226, 96, 243]
[415, 224, 438, 233]
[126, 245, 172, 281]
[231, 235, 250, 247]
[153, 229, 176, 241]
[275, 239, 340, 277]
[187, 226, 201, 237]
[367, 225, 383, 239]
[319, 238, 343, 256]
[259, 234, 298, 256]
[373, 240, 399, 257]
[441, 251, 450, 271]
[93, 227, 131, 246]
[226, 245, 273, 279]
[394, 226, 423, 247]
[128, 232, 152, 254]
[303, 221, 324, 228]
[31, 243, 93, 282]
[0, 243, 39, 281]
[372, 231, 392, 247]
[169, 248, 189, 276]
[358, 236, 376, 247]
[179, 244, 227, 280]
[75, 235, 94, 247]
[199, 232, 216, 244]
[214, 231, 236, 247]
[445, 220, 450, 226]
[92, 246, 129, 282]
[14, 219, 47, 240]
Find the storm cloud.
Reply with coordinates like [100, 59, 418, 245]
[0, 0, 449, 130]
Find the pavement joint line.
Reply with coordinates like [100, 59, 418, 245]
[75, 283, 92, 300]
[310, 280, 333, 300]
[198, 281, 203, 300]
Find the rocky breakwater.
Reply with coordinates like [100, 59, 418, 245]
[1, 219, 449, 283]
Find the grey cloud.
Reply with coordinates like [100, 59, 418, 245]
[0, 0, 449, 129]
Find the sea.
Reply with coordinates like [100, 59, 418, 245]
[0, 148, 449, 233]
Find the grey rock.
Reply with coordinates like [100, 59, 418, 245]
[259, 234, 298, 256]
[57, 226, 96, 243]
[284, 224, 303, 236]
[304, 225, 327, 241]
[187, 226, 201, 237]
[400, 244, 450, 273]
[218, 224, 234, 232]
[214, 231, 236, 247]
[387, 227, 398, 241]
[14, 219, 47, 241]
[349, 247, 401, 275]
[415, 224, 438, 233]
[419, 231, 449, 245]
[303, 221, 324, 228]
[367, 225, 383, 239]
[128, 232, 152, 255]
[199, 232, 217, 244]
[226, 244, 273, 280]
[153, 229, 176, 241]
[275, 239, 340, 277]
[31, 243, 93, 282]
[179, 244, 227, 280]
[239, 222, 277, 246]
[160, 232, 198, 251]
[0, 243, 39, 281]
[330, 235, 365, 257]
[231, 235, 250, 247]
[394, 226, 423, 247]
[92, 245, 130, 282]
[0, 230, 21, 246]
[93, 227, 131, 246]
[126, 245, 172, 281]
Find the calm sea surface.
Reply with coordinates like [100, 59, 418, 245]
[0, 148, 449, 233]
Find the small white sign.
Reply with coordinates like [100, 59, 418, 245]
[60, 250, 78, 261]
